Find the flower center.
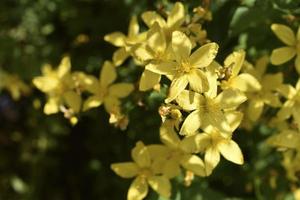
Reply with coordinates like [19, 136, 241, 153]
[140, 167, 152, 178]
[180, 60, 192, 73]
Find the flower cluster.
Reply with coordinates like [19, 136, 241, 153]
[25, 1, 300, 199]
[33, 56, 133, 125]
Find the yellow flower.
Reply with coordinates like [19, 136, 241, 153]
[267, 129, 300, 181]
[147, 122, 206, 179]
[267, 129, 300, 150]
[176, 88, 246, 136]
[194, 111, 244, 175]
[276, 79, 300, 127]
[0, 70, 31, 100]
[142, 2, 185, 38]
[33, 56, 82, 115]
[104, 16, 146, 66]
[146, 31, 218, 102]
[82, 61, 134, 113]
[270, 24, 300, 73]
[132, 22, 173, 91]
[243, 56, 283, 121]
[111, 141, 171, 200]
[220, 50, 261, 92]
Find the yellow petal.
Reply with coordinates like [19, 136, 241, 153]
[270, 47, 296, 65]
[147, 22, 166, 54]
[167, 2, 185, 29]
[247, 99, 264, 121]
[44, 97, 60, 115]
[263, 92, 281, 107]
[225, 111, 243, 133]
[162, 159, 181, 178]
[215, 89, 247, 110]
[128, 177, 149, 200]
[72, 72, 99, 93]
[33, 76, 59, 92]
[224, 50, 245, 77]
[179, 110, 201, 136]
[277, 101, 293, 120]
[229, 73, 261, 92]
[109, 83, 134, 98]
[82, 95, 102, 111]
[58, 56, 71, 78]
[292, 105, 300, 126]
[131, 141, 151, 168]
[176, 90, 203, 111]
[128, 16, 139, 37]
[180, 155, 206, 177]
[189, 43, 218, 68]
[165, 74, 188, 103]
[179, 135, 201, 153]
[147, 144, 169, 159]
[261, 73, 283, 91]
[100, 61, 117, 88]
[113, 48, 129, 66]
[104, 32, 126, 47]
[205, 61, 220, 98]
[145, 61, 177, 76]
[296, 79, 300, 90]
[255, 55, 269, 78]
[103, 96, 121, 113]
[295, 55, 300, 74]
[194, 133, 211, 152]
[276, 84, 296, 99]
[188, 69, 209, 93]
[63, 91, 82, 113]
[132, 44, 154, 62]
[267, 129, 300, 149]
[141, 11, 166, 28]
[111, 162, 139, 178]
[139, 70, 161, 91]
[205, 111, 232, 135]
[218, 140, 244, 165]
[147, 176, 171, 198]
[159, 122, 180, 148]
[271, 24, 296, 46]
[204, 147, 220, 176]
[172, 31, 192, 62]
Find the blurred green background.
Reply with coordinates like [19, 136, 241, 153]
[0, 0, 300, 199]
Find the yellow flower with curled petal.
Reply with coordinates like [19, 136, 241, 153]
[33, 56, 82, 116]
[194, 111, 244, 175]
[176, 88, 246, 136]
[142, 2, 185, 38]
[276, 79, 300, 127]
[104, 16, 146, 66]
[243, 56, 283, 121]
[111, 141, 171, 200]
[132, 22, 173, 91]
[220, 50, 261, 92]
[270, 24, 300, 73]
[146, 31, 218, 102]
[82, 61, 134, 113]
[147, 122, 206, 179]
